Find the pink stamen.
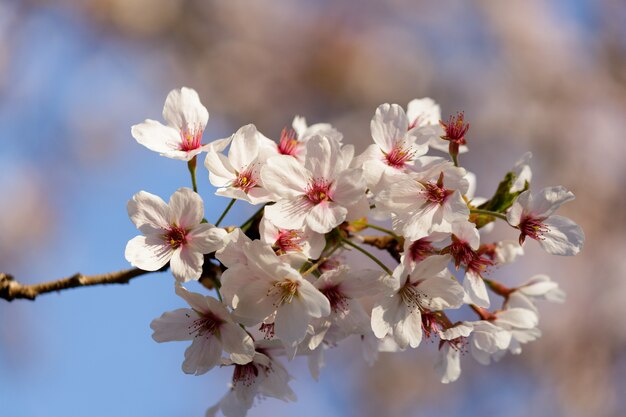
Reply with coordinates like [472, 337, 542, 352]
[423, 173, 453, 205]
[164, 226, 188, 249]
[274, 229, 304, 254]
[306, 179, 333, 204]
[384, 144, 415, 169]
[440, 112, 469, 145]
[278, 128, 300, 156]
[234, 166, 258, 193]
[408, 238, 435, 263]
[185, 310, 224, 338]
[518, 216, 550, 245]
[179, 125, 204, 151]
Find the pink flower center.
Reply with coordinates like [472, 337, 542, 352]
[321, 285, 348, 312]
[259, 322, 275, 339]
[423, 173, 453, 205]
[165, 226, 188, 249]
[233, 362, 262, 387]
[421, 311, 444, 339]
[439, 336, 468, 353]
[186, 310, 224, 338]
[179, 125, 204, 151]
[444, 236, 476, 269]
[234, 166, 258, 193]
[518, 216, 550, 245]
[269, 279, 300, 306]
[408, 239, 435, 263]
[384, 144, 415, 169]
[399, 281, 426, 313]
[440, 112, 469, 145]
[274, 229, 303, 254]
[306, 179, 333, 204]
[278, 128, 300, 156]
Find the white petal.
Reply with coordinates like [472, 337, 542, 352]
[170, 247, 204, 282]
[187, 224, 227, 254]
[529, 186, 575, 218]
[463, 270, 490, 308]
[394, 306, 422, 349]
[229, 124, 260, 169]
[168, 187, 204, 228]
[298, 279, 331, 318]
[261, 155, 309, 198]
[131, 120, 181, 155]
[274, 298, 311, 350]
[181, 336, 221, 375]
[221, 323, 255, 365]
[496, 308, 538, 329]
[419, 276, 465, 310]
[150, 308, 196, 342]
[163, 87, 208, 131]
[306, 202, 347, 233]
[125, 235, 172, 271]
[332, 168, 366, 206]
[264, 197, 311, 230]
[304, 136, 340, 180]
[127, 191, 170, 234]
[205, 148, 236, 187]
[232, 279, 276, 325]
[435, 344, 462, 384]
[370, 103, 409, 152]
[539, 215, 584, 256]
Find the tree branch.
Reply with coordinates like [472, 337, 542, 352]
[0, 268, 159, 301]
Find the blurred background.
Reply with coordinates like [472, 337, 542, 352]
[1, 0, 625, 416]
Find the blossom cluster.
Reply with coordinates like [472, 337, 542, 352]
[125, 87, 584, 416]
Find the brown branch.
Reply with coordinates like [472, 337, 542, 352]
[0, 268, 158, 302]
[361, 235, 404, 263]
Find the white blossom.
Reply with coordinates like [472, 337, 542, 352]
[507, 186, 584, 255]
[125, 188, 226, 282]
[131, 87, 213, 161]
[150, 285, 254, 375]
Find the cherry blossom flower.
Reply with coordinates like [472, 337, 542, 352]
[262, 135, 367, 234]
[259, 217, 325, 259]
[507, 186, 584, 255]
[434, 324, 473, 384]
[312, 266, 390, 340]
[376, 157, 470, 240]
[467, 307, 539, 365]
[265, 116, 343, 161]
[150, 286, 254, 375]
[439, 112, 470, 160]
[131, 87, 213, 161]
[125, 188, 226, 282]
[442, 221, 492, 308]
[506, 274, 565, 313]
[204, 124, 274, 204]
[406, 97, 471, 155]
[207, 347, 296, 417]
[219, 240, 330, 354]
[355, 103, 431, 191]
[371, 255, 465, 349]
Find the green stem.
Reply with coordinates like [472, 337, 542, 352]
[240, 204, 266, 231]
[366, 223, 399, 238]
[470, 208, 508, 221]
[215, 199, 236, 227]
[341, 238, 392, 275]
[187, 156, 198, 193]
